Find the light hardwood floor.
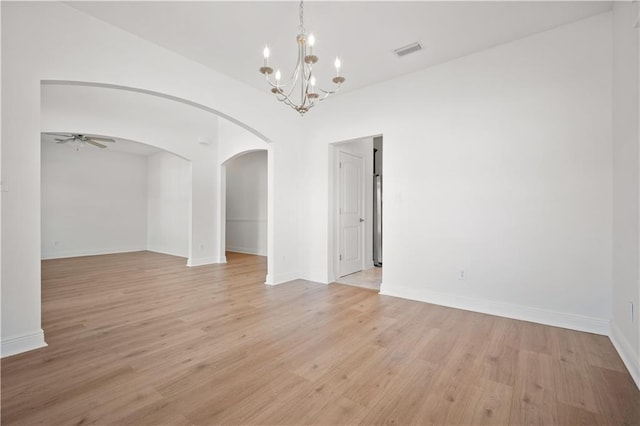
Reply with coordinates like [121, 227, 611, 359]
[2, 251, 638, 425]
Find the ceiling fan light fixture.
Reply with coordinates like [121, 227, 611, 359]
[43, 133, 115, 150]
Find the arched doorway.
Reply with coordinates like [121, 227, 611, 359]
[40, 82, 272, 280]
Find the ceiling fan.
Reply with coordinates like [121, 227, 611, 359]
[44, 133, 116, 149]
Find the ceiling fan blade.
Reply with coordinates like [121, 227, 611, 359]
[87, 136, 115, 142]
[86, 140, 107, 149]
[55, 138, 74, 143]
[45, 133, 74, 137]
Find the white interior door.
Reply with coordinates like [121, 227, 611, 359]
[339, 151, 364, 277]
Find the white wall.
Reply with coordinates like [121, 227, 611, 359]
[305, 13, 613, 334]
[611, 1, 640, 388]
[218, 119, 267, 164]
[225, 151, 267, 256]
[147, 151, 190, 258]
[41, 140, 147, 259]
[42, 141, 190, 260]
[2, 1, 302, 356]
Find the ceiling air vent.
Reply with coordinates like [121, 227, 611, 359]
[393, 42, 423, 58]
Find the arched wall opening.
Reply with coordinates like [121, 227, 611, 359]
[2, 0, 304, 357]
[40, 82, 271, 272]
[220, 150, 268, 264]
[43, 80, 273, 144]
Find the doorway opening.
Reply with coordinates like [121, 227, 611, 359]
[40, 133, 191, 261]
[330, 135, 383, 291]
[222, 150, 268, 261]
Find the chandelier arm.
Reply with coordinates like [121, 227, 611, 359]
[289, 34, 306, 88]
[289, 62, 304, 95]
[263, 65, 300, 91]
[283, 67, 302, 98]
[264, 72, 298, 97]
[277, 96, 293, 108]
[280, 96, 294, 106]
[310, 86, 341, 105]
[307, 91, 331, 105]
[263, 37, 304, 90]
[299, 37, 306, 106]
[302, 66, 314, 102]
[271, 72, 339, 112]
[276, 92, 293, 104]
[279, 88, 309, 113]
[282, 53, 302, 88]
[275, 90, 300, 109]
[263, 75, 276, 87]
[259, 0, 345, 115]
[316, 93, 333, 103]
[317, 84, 344, 96]
[277, 89, 313, 114]
[303, 65, 312, 83]
[271, 40, 305, 95]
[263, 71, 303, 102]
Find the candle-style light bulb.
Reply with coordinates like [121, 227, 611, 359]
[334, 57, 341, 76]
[308, 33, 315, 52]
[307, 75, 319, 99]
[263, 46, 270, 66]
[275, 69, 281, 86]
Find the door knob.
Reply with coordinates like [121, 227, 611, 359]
[360, 218, 365, 222]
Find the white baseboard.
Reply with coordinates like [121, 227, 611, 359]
[187, 256, 226, 267]
[1, 329, 47, 358]
[379, 283, 610, 336]
[41, 247, 146, 260]
[265, 271, 298, 286]
[609, 322, 640, 390]
[226, 247, 267, 256]
[146, 247, 188, 258]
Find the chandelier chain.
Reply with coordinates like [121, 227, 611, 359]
[259, 0, 345, 115]
[298, 1, 305, 34]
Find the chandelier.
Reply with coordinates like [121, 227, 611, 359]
[259, 1, 345, 115]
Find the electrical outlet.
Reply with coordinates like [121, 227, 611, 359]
[458, 269, 466, 280]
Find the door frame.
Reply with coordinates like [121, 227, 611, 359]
[329, 135, 380, 282]
[218, 148, 269, 270]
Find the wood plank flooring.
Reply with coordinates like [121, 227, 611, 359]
[1, 251, 638, 425]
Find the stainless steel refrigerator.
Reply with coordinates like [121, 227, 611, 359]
[373, 173, 382, 266]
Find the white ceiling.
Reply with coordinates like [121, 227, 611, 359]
[41, 133, 161, 156]
[67, 1, 612, 95]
